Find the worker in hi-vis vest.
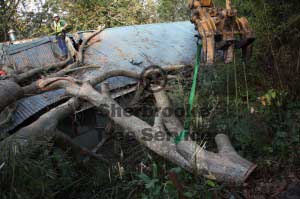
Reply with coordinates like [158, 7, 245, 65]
[51, 14, 68, 58]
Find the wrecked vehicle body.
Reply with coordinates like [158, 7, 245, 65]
[0, 21, 197, 146]
[0, 21, 256, 184]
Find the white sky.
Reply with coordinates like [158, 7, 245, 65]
[18, 0, 45, 13]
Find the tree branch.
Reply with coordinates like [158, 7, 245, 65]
[77, 25, 105, 64]
[12, 56, 72, 83]
[54, 129, 108, 163]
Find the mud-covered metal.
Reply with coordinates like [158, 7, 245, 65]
[81, 21, 198, 90]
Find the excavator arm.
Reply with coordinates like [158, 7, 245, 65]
[189, 0, 255, 64]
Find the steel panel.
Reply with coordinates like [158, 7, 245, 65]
[7, 37, 52, 55]
[0, 89, 66, 134]
[2, 37, 61, 71]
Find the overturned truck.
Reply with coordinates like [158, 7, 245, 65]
[0, 21, 256, 184]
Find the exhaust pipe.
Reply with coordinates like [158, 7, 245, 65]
[8, 29, 17, 43]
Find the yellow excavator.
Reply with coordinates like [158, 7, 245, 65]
[189, 0, 255, 64]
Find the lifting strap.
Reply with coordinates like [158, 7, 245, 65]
[175, 43, 202, 144]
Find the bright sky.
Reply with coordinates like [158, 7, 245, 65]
[18, 0, 45, 13]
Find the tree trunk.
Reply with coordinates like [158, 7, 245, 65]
[0, 80, 23, 110]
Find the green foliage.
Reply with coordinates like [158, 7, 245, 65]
[1, 142, 74, 199]
[0, 142, 221, 199]
[0, 0, 160, 41]
[62, 0, 151, 31]
[189, 54, 300, 164]
[0, 0, 22, 41]
[134, 162, 219, 199]
[136, 163, 179, 199]
[157, 0, 190, 22]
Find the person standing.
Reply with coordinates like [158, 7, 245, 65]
[51, 14, 68, 58]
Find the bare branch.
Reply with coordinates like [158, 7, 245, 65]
[54, 130, 108, 163]
[77, 25, 105, 64]
[12, 56, 72, 83]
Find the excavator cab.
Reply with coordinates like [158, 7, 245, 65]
[189, 0, 255, 64]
